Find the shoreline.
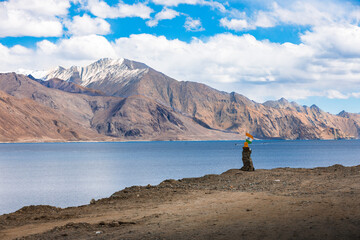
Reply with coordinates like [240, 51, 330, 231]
[1, 164, 359, 216]
[0, 138, 359, 144]
[0, 138, 244, 144]
[1, 164, 360, 239]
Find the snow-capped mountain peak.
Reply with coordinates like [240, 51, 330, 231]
[36, 58, 150, 88]
[16, 68, 48, 79]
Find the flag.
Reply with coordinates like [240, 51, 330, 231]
[245, 132, 254, 144]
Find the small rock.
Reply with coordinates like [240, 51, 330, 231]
[95, 231, 102, 234]
[90, 199, 96, 204]
[108, 221, 119, 227]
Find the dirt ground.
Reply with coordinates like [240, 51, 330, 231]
[0, 164, 359, 240]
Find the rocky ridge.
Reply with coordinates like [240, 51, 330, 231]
[33, 58, 360, 140]
[0, 72, 239, 142]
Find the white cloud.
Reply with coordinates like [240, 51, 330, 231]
[41, 35, 117, 60]
[221, 0, 360, 31]
[327, 90, 349, 99]
[220, 18, 253, 31]
[184, 17, 204, 31]
[9, 45, 33, 55]
[4, 0, 70, 17]
[65, 14, 111, 36]
[351, 92, 360, 98]
[253, 10, 277, 28]
[146, 8, 179, 27]
[219, 5, 278, 31]
[271, 1, 343, 26]
[152, 0, 198, 6]
[152, 0, 226, 12]
[112, 34, 310, 98]
[152, 0, 198, 5]
[37, 40, 58, 55]
[0, 35, 117, 71]
[0, 0, 68, 37]
[86, 0, 153, 19]
[301, 24, 360, 58]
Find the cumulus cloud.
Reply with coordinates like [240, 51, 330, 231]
[146, 8, 179, 27]
[221, 0, 360, 31]
[65, 14, 111, 36]
[270, 1, 349, 27]
[352, 92, 360, 98]
[152, 0, 226, 12]
[220, 18, 253, 31]
[0, 35, 117, 71]
[327, 90, 349, 99]
[152, 0, 198, 6]
[301, 24, 360, 58]
[86, 0, 153, 19]
[152, 0, 198, 5]
[40, 35, 117, 60]
[4, 0, 70, 17]
[184, 17, 204, 31]
[0, 0, 69, 37]
[113, 34, 310, 78]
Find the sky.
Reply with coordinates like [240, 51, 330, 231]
[0, 0, 360, 114]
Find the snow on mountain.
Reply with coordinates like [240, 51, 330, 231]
[36, 58, 150, 88]
[16, 68, 48, 79]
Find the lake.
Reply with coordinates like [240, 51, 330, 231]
[0, 140, 359, 215]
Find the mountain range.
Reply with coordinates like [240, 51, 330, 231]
[0, 58, 359, 142]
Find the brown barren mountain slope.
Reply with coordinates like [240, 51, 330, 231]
[0, 73, 239, 142]
[338, 110, 360, 138]
[0, 72, 99, 128]
[90, 94, 239, 140]
[0, 90, 105, 142]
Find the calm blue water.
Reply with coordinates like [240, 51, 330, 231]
[0, 140, 359, 215]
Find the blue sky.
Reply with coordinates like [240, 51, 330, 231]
[0, 0, 360, 114]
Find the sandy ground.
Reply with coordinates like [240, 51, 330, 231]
[0, 164, 359, 240]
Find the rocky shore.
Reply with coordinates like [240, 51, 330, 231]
[1, 164, 360, 239]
